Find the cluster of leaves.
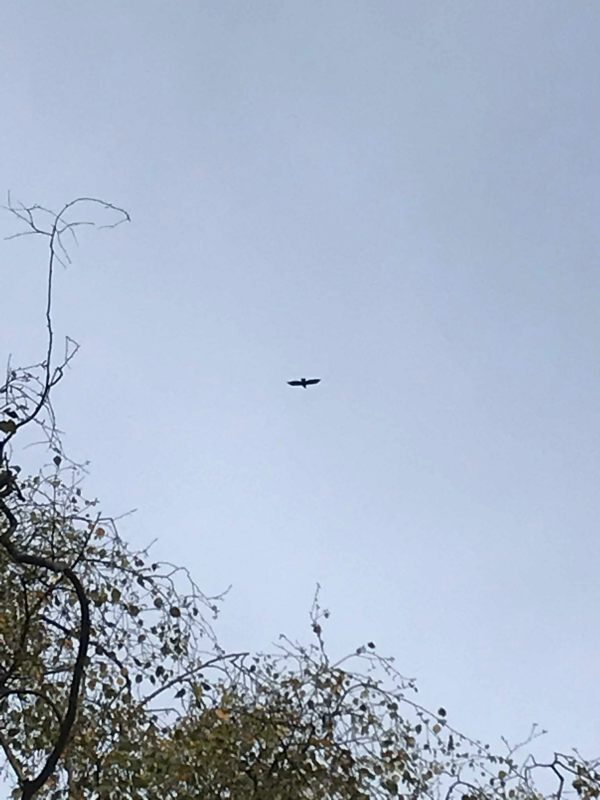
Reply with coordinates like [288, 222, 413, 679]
[0, 463, 225, 798]
[1, 197, 599, 800]
[131, 622, 471, 799]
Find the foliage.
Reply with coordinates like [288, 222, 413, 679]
[0, 197, 598, 800]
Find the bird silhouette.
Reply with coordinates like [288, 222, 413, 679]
[287, 378, 321, 389]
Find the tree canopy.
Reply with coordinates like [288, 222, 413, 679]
[1, 197, 598, 800]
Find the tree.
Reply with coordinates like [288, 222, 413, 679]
[1, 197, 598, 800]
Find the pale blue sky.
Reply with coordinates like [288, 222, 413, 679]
[2, 1, 599, 763]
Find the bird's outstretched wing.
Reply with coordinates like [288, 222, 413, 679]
[287, 377, 322, 388]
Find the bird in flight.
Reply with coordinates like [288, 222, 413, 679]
[287, 377, 321, 389]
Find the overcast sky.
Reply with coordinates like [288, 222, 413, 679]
[1, 0, 599, 765]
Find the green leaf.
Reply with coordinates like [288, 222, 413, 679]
[0, 419, 16, 434]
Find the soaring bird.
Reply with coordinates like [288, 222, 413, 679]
[287, 377, 321, 389]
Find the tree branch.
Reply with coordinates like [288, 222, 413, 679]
[0, 496, 91, 800]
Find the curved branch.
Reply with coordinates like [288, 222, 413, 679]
[0, 497, 90, 800]
[139, 652, 247, 709]
[0, 687, 63, 725]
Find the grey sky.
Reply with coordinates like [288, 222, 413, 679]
[1, 0, 599, 765]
